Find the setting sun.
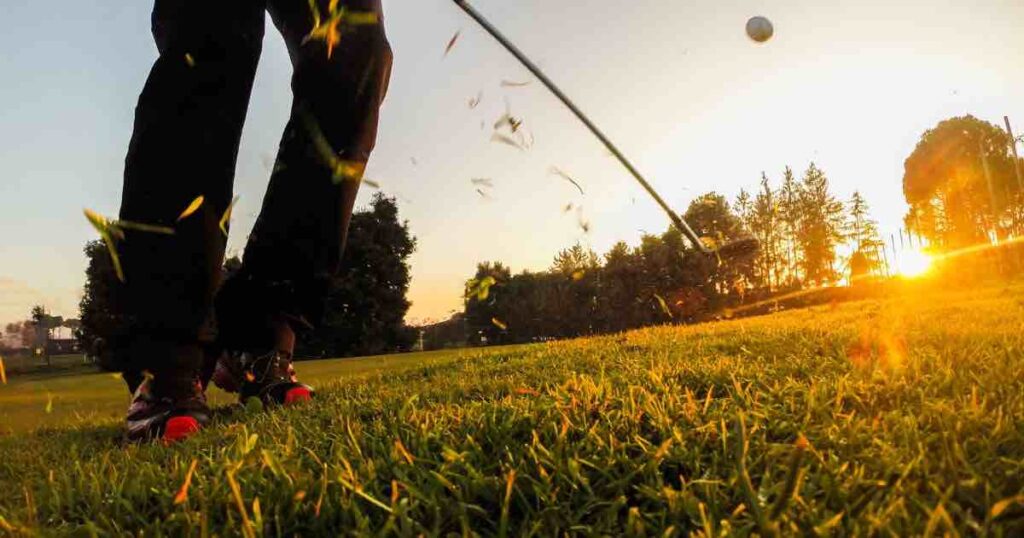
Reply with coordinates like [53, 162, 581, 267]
[898, 249, 933, 278]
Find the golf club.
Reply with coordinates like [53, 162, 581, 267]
[451, 0, 760, 261]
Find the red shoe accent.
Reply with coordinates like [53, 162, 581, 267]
[284, 387, 312, 405]
[163, 416, 201, 443]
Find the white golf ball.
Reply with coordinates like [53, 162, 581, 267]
[746, 16, 774, 43]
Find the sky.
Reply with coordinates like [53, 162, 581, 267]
[1, 0, 1023, 327]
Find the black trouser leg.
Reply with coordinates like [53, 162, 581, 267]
[113, 0, 265, 393]
[217, 0, 393, 352]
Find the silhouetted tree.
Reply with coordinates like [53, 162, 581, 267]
[549, 245, 601, 335]
[797, 163, 847, 285]
[298, 193, 417, 357]
[684, 192, 744, 246]
[78, 240, 119, 365]
[420, 313, 468, 350]
[847, 190, 884, 277]
[551, 244, 599, 277]
[683, 193, 750, 293]
[903, 115, 1021, 248]
[601, 241, 645, 331]
[748, 174, 781, 289]
[464, 261, 513, 344]
[776, 167, 802, 287]
[30, 305, 60, 365]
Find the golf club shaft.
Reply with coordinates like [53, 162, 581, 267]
[452, 0, 709, 252]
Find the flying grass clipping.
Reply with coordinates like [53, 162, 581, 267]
[177, 196, 204, 221]
[304, 0, 379, 59]
[83, 209, 174, 283]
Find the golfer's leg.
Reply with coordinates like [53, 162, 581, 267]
[217, 0, 392, 349]
[113, 0, 264, 392]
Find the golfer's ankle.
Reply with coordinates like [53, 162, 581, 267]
[148, 345, 204, 397]
[271, 317, 296, 358]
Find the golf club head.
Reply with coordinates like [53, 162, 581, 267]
[714, 237, 761, 261]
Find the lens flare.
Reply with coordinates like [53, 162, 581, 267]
[898, 249, 933, 277]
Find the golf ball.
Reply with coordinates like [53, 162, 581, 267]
[746, 16, 774, 43]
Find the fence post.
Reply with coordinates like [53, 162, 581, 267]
[1005, 116, 1023, 192]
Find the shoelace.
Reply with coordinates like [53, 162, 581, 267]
[246, 351, 293, 384]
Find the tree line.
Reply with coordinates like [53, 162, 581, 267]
[423, 114, 1024, 349]
[429, 162, 884, 348]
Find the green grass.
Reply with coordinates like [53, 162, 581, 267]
[1, 282, 1023, 535]
[1, 354, 93, 376]
[0, 348, 482, 436]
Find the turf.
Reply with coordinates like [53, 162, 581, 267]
[0, 348, 481, 436]
[1, 282, 1023, 535]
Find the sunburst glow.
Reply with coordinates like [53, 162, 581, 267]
[898, 249, 933, 278]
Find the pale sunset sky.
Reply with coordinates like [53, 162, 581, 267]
[1, 0, 1022, 326]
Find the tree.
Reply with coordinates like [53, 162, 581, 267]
[298, 193, 417, 357]
[30, 305, 62, 365]
[81, 195, 417, 362]
[747, 174, 781, 289]
[78, 240, 119, 362]
[30, 306, 46, 339]
[847, 191, 884, 277]
[636, 230, 685, 316]
[420, 313, 468, 350]
[19, 321, 34, 349]
[601, 241, 645, 331]
[683, 193, 751, 294]
[684, 192, 744, 247]
[2, 323, 24, 353]
[634, 226, 726, 320]
[551, 244, 599, 277]
[797, 163, 847, 286]
[903, 115, 1020, 248]
[776, 166, 802, 287]
[463, 261, 513, 345]
[549, 245, 601, 335]
[734, 189, 752, 229]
